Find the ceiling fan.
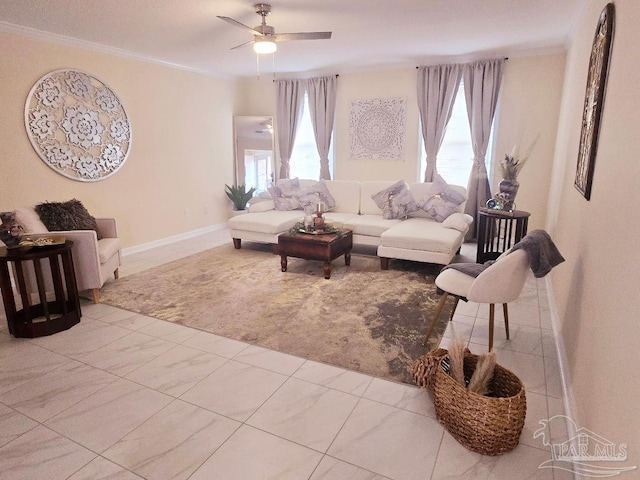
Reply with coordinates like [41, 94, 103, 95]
[217, 3, 332, 54]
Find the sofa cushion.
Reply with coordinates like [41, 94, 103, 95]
[360, 181, 397, 215]
[248, 199, 275, 213]
[98, 237, 121, 264]
[322, 212, 360, 229]
[227, 210, 303, 235]
[295, 180, 337, 214]
[325, 180, 361, 214]
[371, 180, 418, 219]
[13, 207, 49, 234]
[380, 218, 465, 254]
[343, 214, 401, 237]
[415, 175, 466, 222]
[35, 199, 102, 239]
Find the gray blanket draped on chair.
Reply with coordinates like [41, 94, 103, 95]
[444, 229, 565, 278]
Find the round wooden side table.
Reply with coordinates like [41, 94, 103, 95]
[0, 240, 82, 338]
[476, 208, 530, 264]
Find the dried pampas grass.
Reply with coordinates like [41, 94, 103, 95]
[448, 337, 467, 387]
[412, 339, 498, 397]
[467, 350, 497, 395]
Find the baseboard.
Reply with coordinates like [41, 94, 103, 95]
[545, 275, 579, 436]
[121, 223, 227, 257]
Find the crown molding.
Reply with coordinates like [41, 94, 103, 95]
[0, 21, 230, 78]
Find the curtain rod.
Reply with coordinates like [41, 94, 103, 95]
[272, 74, 338, 82]
[415, 57, 509, 69]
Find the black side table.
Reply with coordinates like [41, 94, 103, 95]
[0, 240, 81, 338]
[476, 208, 530, 263]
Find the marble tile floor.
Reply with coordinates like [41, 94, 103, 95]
[0, 228, 570, 479]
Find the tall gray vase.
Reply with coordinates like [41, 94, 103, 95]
[498, 179, 520, 210]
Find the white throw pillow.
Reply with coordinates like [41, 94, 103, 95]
[14, 207, 49, 233]
[442, 213, 474, 232]
[248, 199, 275, 213]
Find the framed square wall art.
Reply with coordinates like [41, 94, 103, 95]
[349, 97, 406, 161]
[574, 3, 615, 200]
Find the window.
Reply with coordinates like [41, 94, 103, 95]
[419, 83, 494, 186]
[243, 150, 272, 194]
[289, 94, 334, 180]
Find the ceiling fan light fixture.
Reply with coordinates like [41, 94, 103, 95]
[253, 37, 277, 54]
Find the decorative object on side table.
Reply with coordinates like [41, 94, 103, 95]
[0, 211, 24, 249]
[574, 2, 615, 200]
[488, 136, 539, 212]
[225, 184, 256, 211]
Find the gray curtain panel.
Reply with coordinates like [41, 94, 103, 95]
[462, 58, 505, 239]
[417, 64, 462, 182]
[306, 76, 337, 180]
[275, 79, 305, 179]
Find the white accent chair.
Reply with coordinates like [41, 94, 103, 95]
[423, 249, 530, 351]
[13, 207, 121, 303]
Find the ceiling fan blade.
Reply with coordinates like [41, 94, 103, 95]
[276, 32, 332, 41]
[217, 16, 263, 36]
[230, 39, 255, 50]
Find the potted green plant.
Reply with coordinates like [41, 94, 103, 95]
[225, 184, 256, 211]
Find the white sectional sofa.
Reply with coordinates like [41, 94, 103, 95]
[227, 179, 473, 268]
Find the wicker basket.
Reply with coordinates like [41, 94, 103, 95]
[433, 353, 527, 456]
[411, 348, 449, 390]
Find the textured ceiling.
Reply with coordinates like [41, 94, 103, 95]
[0, 0, 588, 78]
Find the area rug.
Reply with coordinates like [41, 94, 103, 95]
[100, 243, 452, 384]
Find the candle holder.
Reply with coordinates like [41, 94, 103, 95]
[314, 210, 325, 231]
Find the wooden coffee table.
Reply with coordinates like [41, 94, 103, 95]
[278, 229, 353, 279]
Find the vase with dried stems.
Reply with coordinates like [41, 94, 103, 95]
[497, 135, 540, 210]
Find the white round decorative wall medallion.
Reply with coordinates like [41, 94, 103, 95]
[24, 69, 132, 182]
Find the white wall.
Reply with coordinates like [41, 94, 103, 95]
[492, 54, 565, 230]
[546, 0, 640, 467]
[0, 31, 237, 248]
[334, 69, 420, 182]
[238, 56, 565, 231]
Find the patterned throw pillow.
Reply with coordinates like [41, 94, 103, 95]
[35, 199, 102, 239]
[416, 175, 466, 222]
[0, 211, 23, 234]
[268, 178, 302, 211]
[0, 211, 24, 247]
[295, 180, 337, 214]
[371, 180, 418, 219]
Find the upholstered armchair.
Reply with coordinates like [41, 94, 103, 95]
[13, 207, 121, 303]
[423, 249, 530, 351]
